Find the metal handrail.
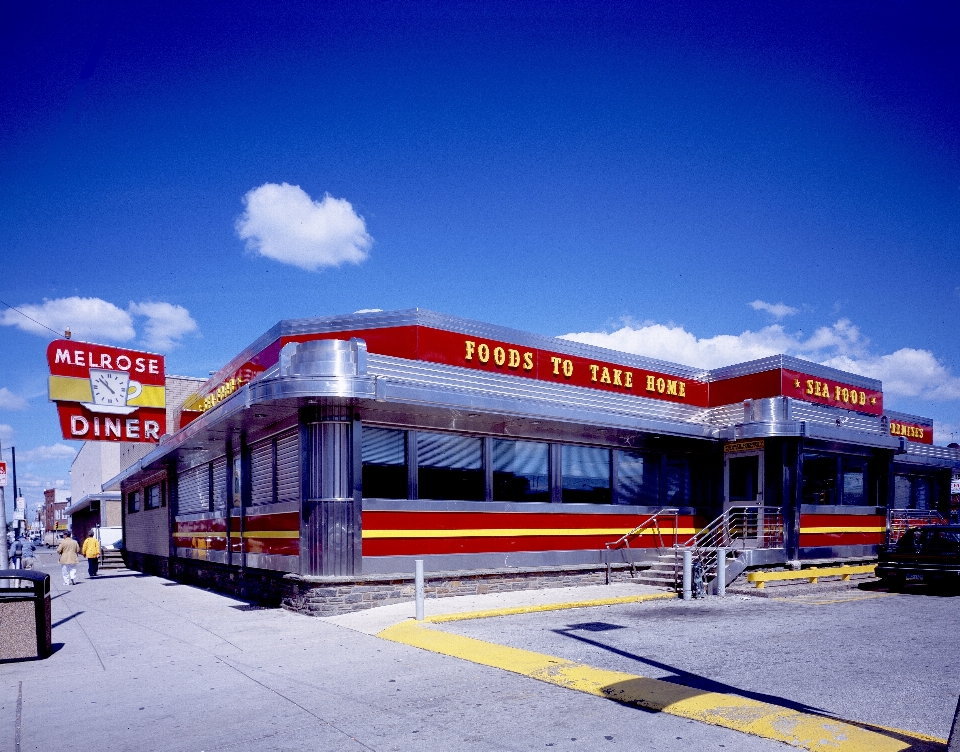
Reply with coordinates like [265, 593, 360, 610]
[605, 508, 679, 576]
[672, 506, 784, 589]
[887, 509, 946, 545]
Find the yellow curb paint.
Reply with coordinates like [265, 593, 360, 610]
[378, 621, 915, 752]
[424, 592, 677, 623]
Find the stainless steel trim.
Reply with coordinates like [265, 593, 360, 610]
[798, 544, 878, 559]
[362, 498, 696, 515]
[708, 354, 882, 391]
[242, 553, 299, 573]
[176, 548, 230, 565]
[245, 501, 299, 517]
[799, 505, 886, 516]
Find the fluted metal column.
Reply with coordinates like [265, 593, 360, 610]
[300, 402, 362, 576]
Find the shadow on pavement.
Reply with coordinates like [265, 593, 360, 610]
[554, 625, 946, 751]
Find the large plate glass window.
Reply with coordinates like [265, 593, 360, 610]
[665, 456, 691, 506]
[418, 432, 483, 501]
[561, 445, 611, 504]
[493, 440, 549, 502]
[841, 457, 867, 505]
[362, 427, 407, 499]
[616, 450, 659, 505]
[801, 453, 838, 505]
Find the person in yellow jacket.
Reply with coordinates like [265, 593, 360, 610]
[56, 531, 80, 586]
[81, 530, 101, 578]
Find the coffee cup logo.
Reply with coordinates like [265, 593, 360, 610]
[84, 368, 142, 415]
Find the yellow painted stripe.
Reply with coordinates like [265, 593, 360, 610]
[801, 526, 885, 534]
[362, 527, 697, 539]
[48, 375, 165, 407]
[128, 384, 166, 408]
[424, 592, 676, 623]
[49, 375, 92, 402]
[378, 621, 918, 752]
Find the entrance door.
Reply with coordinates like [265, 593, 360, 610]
[724, 447, 764, 545]
[724, 450, 763, 510]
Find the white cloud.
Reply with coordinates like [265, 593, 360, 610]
[236, 182, 373, 271]
[0, 296, 135, 341]
[0, 296, 200, 351]
[129, 301, 199, 351]
[16, 443, 77, 463]
[749, 300, 799, 319]
[354, 308, 383, 314]
[562, 317, 960, 401]
[0, 387, 28, 411]
[563, 322, 796, 370]
[0, 424, 13, 443]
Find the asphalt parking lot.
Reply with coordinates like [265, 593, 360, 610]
[436, 584, 960, 742]
[2, 553, 957, 752]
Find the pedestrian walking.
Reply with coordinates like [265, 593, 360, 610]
[81, 530, 101, 577]
[56, 530, 80, 586]
[10, 538, 23, 568]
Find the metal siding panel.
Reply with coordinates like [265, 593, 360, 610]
[250, 439, 274, 505]
[176, 465, 208, 514]
[212, 457, 228, 512]
[276, 429, 300, 504]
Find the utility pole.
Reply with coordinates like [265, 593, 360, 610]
[10, 446, 18, 537]
[0, 440, 9, 569]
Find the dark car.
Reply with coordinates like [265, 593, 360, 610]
[877, 525, 960, 589]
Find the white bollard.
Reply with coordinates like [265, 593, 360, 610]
[716, 547, 726, 597]
[682, 549, 692, 600]
[415, 559, 425, 621]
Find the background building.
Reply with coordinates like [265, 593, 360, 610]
[42, 488, 71, 535]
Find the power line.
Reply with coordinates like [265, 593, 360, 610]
[0, 298, 63, 338]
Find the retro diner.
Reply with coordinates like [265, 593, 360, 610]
[108, 310, 960, 608]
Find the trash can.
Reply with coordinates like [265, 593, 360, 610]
[0, 570, 52, 660]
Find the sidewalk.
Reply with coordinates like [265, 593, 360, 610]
[1, 554, 789, 752]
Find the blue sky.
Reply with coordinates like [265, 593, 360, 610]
[1, 1, 959, 517]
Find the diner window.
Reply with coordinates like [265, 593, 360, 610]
[145, 484, 161, 510]
[493, 440, 549, 502]
[418, 432, 484, 501]
[616, 450, 659, 505]
[841, 458, 867, 505]
[893, 475, 912, 509]
[562, 445, 611, 504]
[664, 456, 691, 506]
[128, 490, 141, 513]
[362, 427, 408, 499]
[802, 453, 838, 505]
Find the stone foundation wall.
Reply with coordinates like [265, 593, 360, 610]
[122, 553, 648, 616]
[281, 564, 643, 616]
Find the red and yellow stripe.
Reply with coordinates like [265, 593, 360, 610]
[798, 514, 885, 548]
[362, 511, 699, 557]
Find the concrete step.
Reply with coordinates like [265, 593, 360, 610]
[100, 550, 126, 570]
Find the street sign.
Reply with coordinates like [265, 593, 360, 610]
[0, 460, 6, 487]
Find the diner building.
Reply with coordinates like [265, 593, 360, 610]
[106, 310, 960, 612]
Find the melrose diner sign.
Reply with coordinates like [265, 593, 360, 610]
[47, 339, 166, 443]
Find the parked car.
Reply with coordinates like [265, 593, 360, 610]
[877, 525, 960, 589]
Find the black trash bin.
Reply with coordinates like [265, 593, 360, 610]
[0, 570, 52, 660]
